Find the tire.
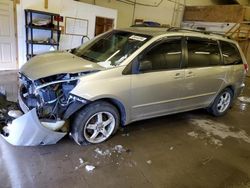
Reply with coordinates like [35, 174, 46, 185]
[208, 88, 233, 117]
[70, 101, 120, 145]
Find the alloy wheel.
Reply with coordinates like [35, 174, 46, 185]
[217, 92, 231, 113]
[83, 111, 115, 143]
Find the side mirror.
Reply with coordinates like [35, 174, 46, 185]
[139, 60, 152, 72]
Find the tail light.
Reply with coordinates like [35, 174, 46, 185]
[244, 63, 248, 72]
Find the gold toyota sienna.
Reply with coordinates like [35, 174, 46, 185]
[1, 27, 248, 146]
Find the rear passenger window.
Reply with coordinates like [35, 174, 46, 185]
[139, 38, 182, 72]
[220, 41, 242, 65]
[187, 38, 221, 68]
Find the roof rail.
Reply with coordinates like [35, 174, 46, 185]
[131, 24, 169, 28]
[167, 27, 228, 38]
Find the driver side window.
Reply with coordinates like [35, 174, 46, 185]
[139, 38, 182, 72]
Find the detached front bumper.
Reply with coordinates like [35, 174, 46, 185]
[1, 109, 66, 146]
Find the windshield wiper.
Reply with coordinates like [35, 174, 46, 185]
[105, 50, 120, 62]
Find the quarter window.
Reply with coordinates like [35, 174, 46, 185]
[220, 41, 242, 65]
[139, 38, 182, 72]
[187, 38, 221, 68]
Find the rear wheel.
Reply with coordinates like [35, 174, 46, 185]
[71, 101, 120, 145]
[208, 88, 233, 116]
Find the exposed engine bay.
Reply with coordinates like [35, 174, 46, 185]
[0, 71, 94, 146]
[19, 72, 89, 121]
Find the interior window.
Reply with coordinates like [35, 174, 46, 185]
[187, 38, 221, 68]
[139, 38, 182, 72]
[220, 41, 242, 65]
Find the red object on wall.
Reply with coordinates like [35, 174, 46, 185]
[54, 15, 63, 22]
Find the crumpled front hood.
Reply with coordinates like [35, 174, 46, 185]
[20, 51, 103, 80]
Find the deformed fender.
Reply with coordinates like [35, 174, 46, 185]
[63, 101, 86, 120]
[1, 109, 66, 146]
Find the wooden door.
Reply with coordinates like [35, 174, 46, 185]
[95, 17, 114, 36]
[0, 0, 17, 70]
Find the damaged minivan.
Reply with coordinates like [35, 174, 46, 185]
[1, 27, 248, 146]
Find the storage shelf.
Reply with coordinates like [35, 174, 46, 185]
[27, 40, 59, 46]
[26, 25, 60, 31]
[25, 9, 61, 60]
[25, 9, 59, 16]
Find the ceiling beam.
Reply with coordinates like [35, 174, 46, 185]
[44, 0, 48, 9]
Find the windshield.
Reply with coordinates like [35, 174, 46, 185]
[71, 30, 152, 68]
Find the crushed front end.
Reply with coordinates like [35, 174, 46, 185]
[1, 72, 89, 146]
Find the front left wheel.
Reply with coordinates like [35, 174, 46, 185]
[71, 101, 120, 145]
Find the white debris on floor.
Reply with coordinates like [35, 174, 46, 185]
[128, 160, 137, 168]
[188, 118, 250, 146]
[94, 145, 127, 157]
[121, 133, 130, 137]
[94, 148, 111, 156]
[187, 131, 199, 138]
[210, 137, 223, 147]
[113, 145, 126, 153]
[91, 144, 135, 169]
[75, 157, 88, 170]
[85, 165, 95, 172]
[74, 157, 96, 172]
[79, 158, 84, 164]
[238, 96, 250, 103]
[146, 160, 152, 165]
[169, 146, 174, 151]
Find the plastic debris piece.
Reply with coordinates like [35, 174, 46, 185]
[79, 158, 84, 164]
[94, 148, 111, 156]
[122, 133, 130, 137]
[113, 145, 126, 153]
[85, 165, 95, 172]
[8, 110, 23, 119]
[147, 160, 152, 165]
[187, 131, 199, 138]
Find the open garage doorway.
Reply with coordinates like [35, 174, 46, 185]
[95, 16, 114, 36]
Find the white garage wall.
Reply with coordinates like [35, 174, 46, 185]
[133, 1, 175, 25]
[79, 0, 216, 28]
[16, 0, 117, 68]
[84, 0, 134, 28]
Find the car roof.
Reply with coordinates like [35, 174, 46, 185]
[118, 27, 236, 44]
[120, 27, 168, 36]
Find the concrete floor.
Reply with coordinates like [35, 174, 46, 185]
[1, 71, 250, 188]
